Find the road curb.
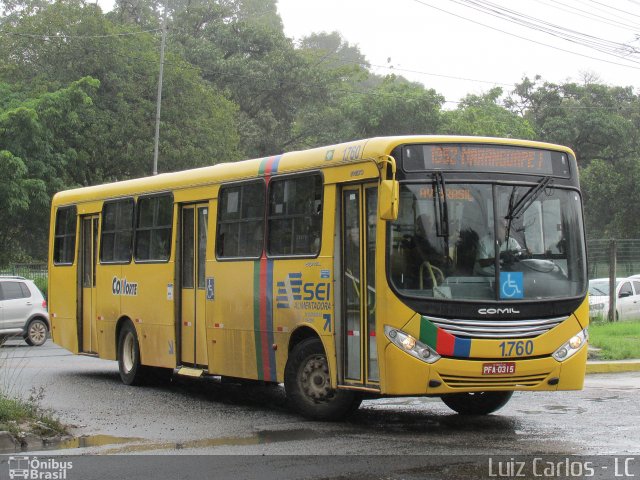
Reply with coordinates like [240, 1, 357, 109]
[586, 360, 640, 374]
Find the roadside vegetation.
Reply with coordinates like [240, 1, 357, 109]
[589, 321, 640, 360]
[0, 340, 66, 442]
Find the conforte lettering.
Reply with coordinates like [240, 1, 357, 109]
[112, 277, 139, 296]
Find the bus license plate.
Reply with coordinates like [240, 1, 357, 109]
[482, 362, 515, 375]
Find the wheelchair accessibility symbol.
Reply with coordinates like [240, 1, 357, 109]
[500, 272, 523, 299]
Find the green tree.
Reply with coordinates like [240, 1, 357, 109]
[441, 87, 536, 138]
[344, 75, 444, 137]
[0, 78, 98, 262]
[0, 0, 240, 182]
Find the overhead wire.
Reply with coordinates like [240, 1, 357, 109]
[583, 0, 640, 22]
[409, 0, 640, 70]
[530, 0, 640, 33]
[447, 0, 640, 63]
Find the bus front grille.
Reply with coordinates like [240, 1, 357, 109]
[429, 316, 567, 339]
[440, 373, 550, 389]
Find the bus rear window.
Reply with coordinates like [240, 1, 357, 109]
[53, 206, 77, 265]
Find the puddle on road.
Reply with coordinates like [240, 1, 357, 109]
[6, 429, 321, 454]
[1, 434, 144, 454]
[102, 428, 320, 454]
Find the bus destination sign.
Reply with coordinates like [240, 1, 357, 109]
[402, 144, 570, 177]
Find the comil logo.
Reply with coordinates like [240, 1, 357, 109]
[478, 307, 521, 315]
[8, 457, 73, 480]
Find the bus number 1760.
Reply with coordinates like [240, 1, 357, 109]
[499, 340, 534, 357]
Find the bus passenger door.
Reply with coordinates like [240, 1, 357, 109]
[80, 215, 99, 353]
[180, 204, 209, 367]
[341, 183, 379, 388]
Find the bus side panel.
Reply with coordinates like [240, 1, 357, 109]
[48, 209, 80, 354]
[120, 262, 177, 369]
[271, 257, 336, 384]
[49, 264, 80, 354]
[208, 260, 260, 379]
[96, 263, 122, 360]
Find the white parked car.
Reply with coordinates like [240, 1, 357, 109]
[588, 277, 640, 322]
[0, 276, 50, 346]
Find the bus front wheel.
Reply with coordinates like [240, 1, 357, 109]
[440, 391, 513, 415]
[117, 322, 147, 386]
[285, 338, 359, 420]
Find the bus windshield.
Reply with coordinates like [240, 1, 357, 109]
[389, 182, 586, 301]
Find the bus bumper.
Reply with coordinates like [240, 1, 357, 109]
[383, 340, 587, 396]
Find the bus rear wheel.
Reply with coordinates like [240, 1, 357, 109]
[440, 391, 513, 415]
[285, 338, 358, 420]
[117, 322, 148, 386]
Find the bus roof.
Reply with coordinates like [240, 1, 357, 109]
[51, 135, 575, 206]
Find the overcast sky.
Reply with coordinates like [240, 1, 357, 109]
[276, 0, 640, 104]
[92, 0, 640, 104]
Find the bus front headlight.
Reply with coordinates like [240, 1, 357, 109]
[384, 325, 441, 364]
[552, 329, 588, 362]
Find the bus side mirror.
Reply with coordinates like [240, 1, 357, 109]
[379, 179, 399, 221]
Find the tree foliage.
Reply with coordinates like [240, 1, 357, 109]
[1, 0, 639, 262]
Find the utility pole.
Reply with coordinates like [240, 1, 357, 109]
[153, 5, 168, 176]
[608, 239, 617, 322]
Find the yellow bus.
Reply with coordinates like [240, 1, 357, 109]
[48, 136, 589, 419]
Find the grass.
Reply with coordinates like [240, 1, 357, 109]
[1, 338, 66, 440]
[0, 387, 66, 438]
[589, 320, 640, 360]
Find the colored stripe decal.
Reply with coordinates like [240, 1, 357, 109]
[453, 337, 472, 357]
[266, 259, 276, 381]
[258, 155, 282, 176]
[253, 258, 277, 382]
[420, 316, 472, 358]
[420, 317, 438, 348]
[253, 155, 281, 381]
[436, 329, 455, 356]
[253, 261, 263, 379]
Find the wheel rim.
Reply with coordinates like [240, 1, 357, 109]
[29, 321, 47, 345]
[122, 332, 135, 373]
[298, 354, 334, 403]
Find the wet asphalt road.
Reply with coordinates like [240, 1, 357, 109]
[1, 339, 639, 458]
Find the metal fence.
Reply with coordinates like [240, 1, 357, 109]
[0, 263, 48, 282]
[1, 242, 639, 283]
[587, 239, 640, 279]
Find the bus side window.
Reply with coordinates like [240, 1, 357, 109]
[267, 174, 322, 257]
[100, 198, 134, 263]
[134, 194, 173, 262]
[53, 205, 78, 265]
[216, 181, 265, 259]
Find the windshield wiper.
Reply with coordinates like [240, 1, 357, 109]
[432, 172, 449, 238]
[504, 176, 552, 250]
[432, 172, 451, 264]
[505, 176, 553, 222]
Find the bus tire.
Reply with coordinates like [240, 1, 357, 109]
[440, 391, 513, 415]
[285, 338, 356, 421]
[117, 322, 147, 386]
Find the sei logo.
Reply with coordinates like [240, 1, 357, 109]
[276, 273, 331, 311]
